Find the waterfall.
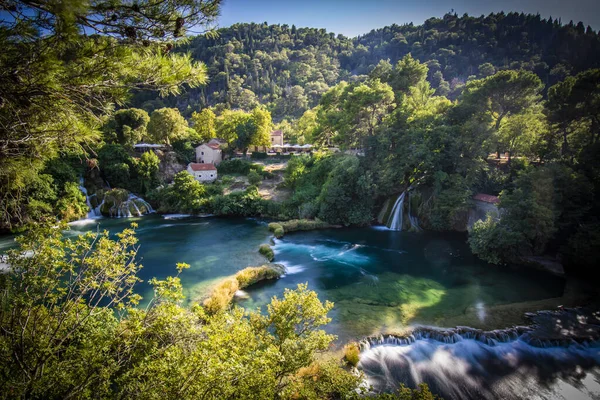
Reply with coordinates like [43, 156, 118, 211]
[385, 190, 421, 231]
[79, 178, 102, 219]
[357, 323, 600, 399]
[407, 192, 421, 231]
[108, 193, 154, 218]
[387, 192, 406, 230]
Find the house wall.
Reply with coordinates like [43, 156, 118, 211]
[195, 145, 222, 164]
[186, 166, 217, 182]
[271, 134, 283, 146]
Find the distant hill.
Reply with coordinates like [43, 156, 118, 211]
[130, 12, 600, 120]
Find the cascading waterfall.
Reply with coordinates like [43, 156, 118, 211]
[78, 178, 153, 219]
[109, 194, 155, 218]
[386, 190, 421, 231]
[358, 325, 600, 400]
[407, 191, 421, 231]
[387, 192, 406, 230]
[79, 178, 103, 218]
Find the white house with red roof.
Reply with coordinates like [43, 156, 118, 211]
[187, 163, 218, 182]
[195, 142, 222, 165]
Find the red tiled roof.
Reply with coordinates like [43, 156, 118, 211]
[189, 163, 217, 171]
[205, 143, 220, 150]
[473, 193, 500, 204]
[271, 130, 282, 137]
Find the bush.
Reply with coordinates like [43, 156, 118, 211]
[235, 264, 285, 287]
[204, 264, 285, 314]
[259, 244, 274, 261]
[268, 222, 283, 232]
[274, 227, 284, 238]
[343, 342, 360, 367]
[279, 219, 335, 232]
[217, 159, 254, 174]
[251, 151, 267, 159]
[247, 170, 262, 186]
[203, 278, 239, 314]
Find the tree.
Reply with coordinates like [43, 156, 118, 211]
[135, 151, 161, 194]
[104, 108, 150, 146]
[316, 79, 394, 149]
[317, 155, 375, 225]
[147, 108, 189, 145]
[461, 70, 544, 131]
[498, 108, 547, 162]
[152, 171, 207, 213]
[190, 108, 217, 142]
[388, 54, 429, 99]
[0, 0, 220, 230]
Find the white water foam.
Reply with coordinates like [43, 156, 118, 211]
[359, 335, 600, 400]
[162, 214, 193, 220]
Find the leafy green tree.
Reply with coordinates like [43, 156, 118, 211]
[151, 171, 207, 213]
[0, 0, 220, 230]
[190, 108, 217, 142]
[317, 155, 374, 225]
[387, 54, 429, 99]
[98, 144, 135, 189]
[316, 79, 394, 149]
[461, 70, 544, 131]
[147, 108, 189, 145]
[498, 108, 547, 162]
[55, 182, 89, 222]
[135, 151, 161, 194]
[105, 108, 150, 146]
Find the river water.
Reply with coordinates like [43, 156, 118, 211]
[1, 215, 598, 399]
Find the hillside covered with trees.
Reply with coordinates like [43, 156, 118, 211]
[133, 12, 600, 120]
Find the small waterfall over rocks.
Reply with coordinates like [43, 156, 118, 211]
[101, 191, 154, 218]
[79, 178, 103, 218]
[78, 179, 153, 219]
[357, 309, 600, 399]
[385, 190, 421, 231]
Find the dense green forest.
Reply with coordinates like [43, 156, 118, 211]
[133, 13, 600, 120]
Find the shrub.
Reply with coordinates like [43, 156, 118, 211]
[343, 342, 360, 367]
[274, 227, 284, 238]
[247, 170, 262, 186]
[250, 151, 267, 159]
[259, 244, 274, 261]
[279, 219, 335, 232]
[203, 277, 239, 314]
[204, 264, 285, 314]
[217, 159, 254, 174]
[235, 264, 285, 287]
[268, 222, 283, 232]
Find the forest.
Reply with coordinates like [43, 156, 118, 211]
[1, 1, 599, 398]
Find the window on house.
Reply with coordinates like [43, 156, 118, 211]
[201, 151, 204, 155]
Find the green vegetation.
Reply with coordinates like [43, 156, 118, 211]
[268, 222, 285, 238]
[0, 0, 218, 231]
[259, 244, 275, 261]
[203, 263, 285, 313]
[343, 342, 361, 367]
[279, 219, 337, 233]
[133, 14, 600, 122]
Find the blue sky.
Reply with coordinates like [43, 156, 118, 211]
[216, 0, 600, 37]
